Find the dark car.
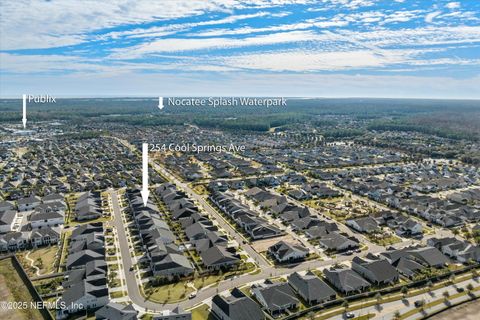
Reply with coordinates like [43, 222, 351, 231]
[414, 300, 424, 308]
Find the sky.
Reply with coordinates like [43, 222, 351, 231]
[0, 0, 479, 98]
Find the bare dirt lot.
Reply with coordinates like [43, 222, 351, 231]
[251, 234, 301, 252]
[430, 299, 480, 320]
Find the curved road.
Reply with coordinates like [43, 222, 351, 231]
[109, 139, 421, 313]
[110, 188, 390, 312]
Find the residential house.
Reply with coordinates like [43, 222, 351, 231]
[351, 255, 399, 285]
[287, 271, 336, 305]
[211, 288, 265, 320]
[323, 267, 371, 294]
[268, 241, 309, 263]
[252, 282, 299, 316]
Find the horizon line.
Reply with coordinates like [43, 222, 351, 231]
[1, 95, 479, 101]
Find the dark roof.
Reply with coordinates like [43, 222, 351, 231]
[95, 302, 138, 320]
[352, 256, 399, 283]
[212, 288, 265, 320]
[254, 282, 299, 312]
[324, 268, 371, 293]
[408, 247, 449, 267]
[201, 246, 239, 267]
[288, 272, 336, 302]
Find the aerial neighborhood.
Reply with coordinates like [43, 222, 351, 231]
[0, 101, 479, 320]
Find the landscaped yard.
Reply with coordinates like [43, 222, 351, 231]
[145, 282, 194, 303]
[0, 258, 44, 320]
[27, 245, 60, 275]
[110, 291, 127, 299]
[191, 304, 215, 320]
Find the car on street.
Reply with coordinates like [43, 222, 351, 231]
[414, 300, 425, 307]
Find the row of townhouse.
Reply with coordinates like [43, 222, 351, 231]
[272, 200, 359, 253]
[337, 176, 479, 228]
[57, 222, 109, 319]
[75, 191, 103, 221]
[0, 193, 65, 233]
[156, 183, 240, 271]
[209, 190, 283, 240]
[0, 193, 65, 251]
[126, 189, 195, 279]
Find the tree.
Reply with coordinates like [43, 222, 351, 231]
[341, 300, 349, 311]
[401, 286, 409, 297]
[393, 311, 401, 319]
[375, 293, 382, 305]
[449, 274, 455, 284]
[466, 283, 474, 292]
[472, 269, 478, 278]
[36, 257, 43, 269]
[443, 291, 450, 301]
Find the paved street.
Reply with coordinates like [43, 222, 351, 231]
[110, 138, 478, 319]
[329, 278, 479, 320]
[109, 187, 402, 312]
[150, 160, 271, 269]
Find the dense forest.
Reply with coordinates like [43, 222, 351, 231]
[1, 97, 479, 140]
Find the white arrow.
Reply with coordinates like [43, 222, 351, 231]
[140, 142, 150, 206]
[158, 97, 164, 110]
[22, 94, 27, 128]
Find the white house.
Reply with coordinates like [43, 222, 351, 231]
[17, 195, 41, 212]
[30, 211, 64, 229]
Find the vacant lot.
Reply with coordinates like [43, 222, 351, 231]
[0, 258, 44, 320]
[251, 234, 299, 252]
[431, 299, 480, 320]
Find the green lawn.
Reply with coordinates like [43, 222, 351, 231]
[144, 282, 194, 303]
[27, 245, 60, 275]
[110, 291, 127, 299]
[191, 304, 215, 320]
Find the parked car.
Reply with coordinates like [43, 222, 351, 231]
[414, 300, 424, 307]
[345, 312, 355, 319]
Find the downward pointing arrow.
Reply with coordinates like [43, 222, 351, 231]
[22, 94, 27, 128]
[140, 142, 150, 206]
[158, 97, 164, 110]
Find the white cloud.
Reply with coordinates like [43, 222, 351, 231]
[222, 50, 400, 71]
[425, 11, 442, 23]
[109, 30, 330, 58]
[98, 11, 273, 41]
[0, 0, 313, 50]
[445, 2, 461, 10]
[338, 26, 480, 48]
